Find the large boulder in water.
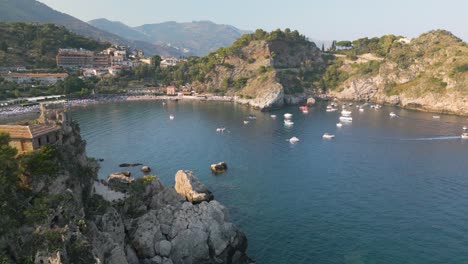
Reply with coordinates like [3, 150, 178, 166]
[210, 161, 228, 174]
[175, 170, 213, 203]
[107, 172, 134, 191]
[141, 166, 151, 173]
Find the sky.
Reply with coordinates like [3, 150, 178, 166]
[38, 0, 468, 41]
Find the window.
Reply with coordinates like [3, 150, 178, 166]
[46, 135, 50, 143]
[38, 137, 42, 146]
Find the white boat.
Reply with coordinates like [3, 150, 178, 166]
[375, 105, 382, 110]
[162, 102, 166, 106]
[248, 115, 257, 120]
[243, 120, 250, 125]
[463, 126, 467, 130]
[389, 112, 397, 117]
[271, 115, 277, 118]
[289, 137, 300, 143]
[284, 120, 294, 126]
[349, 103, 353, 106]
[169, 115, 175, 120]
[461, 133, 468, 139]
[322, 133, 335, 139]
[336, 123, 343, 127]
[340, 116, 353, 122]
[341, 110, 352, 116]
[326, 108, 337, 112]
[216, 127, 226, 132]
[284, 113, 293, 119]
[359, 108, 364, 112]
[433, 115, 440, 119]
[302, 110, 309, 114]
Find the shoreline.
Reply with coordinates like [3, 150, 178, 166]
[0, 94, 236, 119]
[2, 93, 468, 120]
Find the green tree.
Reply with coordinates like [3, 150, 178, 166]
[321, 43, 325, 52]
[63, 76, 86, 94]
[336, 40, 352, 48]
[151, 55, 162, 68]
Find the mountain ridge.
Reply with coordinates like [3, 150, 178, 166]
[0, 0, 182, 56]
[89, 18, 252, 56]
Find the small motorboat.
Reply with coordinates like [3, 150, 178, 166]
[248, 115, 257, 120]
[284, 120, 294, 126]
[243, 120, 250, 125]
[271, 114, 277, 118]
[340, 116, 353, 122]
[341, 110, 352, 116]
[349, 103, 353, 106]
[302, 109, 309, 114]
[433, 115, 441, 119]
[375, 105, 382, 110]
[336, 123, 343, 127]
[216, 127, 226, 132]
[284, 113, 293, 119]
[359, 108, 364, 112]
[322, 133, 335, 139]
[289, 137, 300, 144]
[463, 126, 467, 131]
[389, 112, 397, 117]
[461, 133, 468, 139]
[169, 115, 175, 120]
[162, 102, 166, 106]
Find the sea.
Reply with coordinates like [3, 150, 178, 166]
[71, 100, 468, 264]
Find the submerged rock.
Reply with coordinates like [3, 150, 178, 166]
[175, 170, 214, 203]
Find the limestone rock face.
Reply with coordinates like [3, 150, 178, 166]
[174, 170, 214, 203]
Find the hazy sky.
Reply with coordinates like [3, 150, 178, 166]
[38, 0, 467, 41]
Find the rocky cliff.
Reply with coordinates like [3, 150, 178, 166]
[186, 29, 325, 110]
[0, 121, 252, 263]
[327, 30, 468, 115]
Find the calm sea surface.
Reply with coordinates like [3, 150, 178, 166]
[71, 101, 468, 264]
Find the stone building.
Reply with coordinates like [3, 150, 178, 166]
[0, 124, 61, 154]
[0, 103, 70, 154]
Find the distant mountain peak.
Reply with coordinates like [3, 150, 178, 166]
[89, 19, 251, 56]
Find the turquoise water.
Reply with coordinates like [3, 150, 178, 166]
[72, 101, 468, 264]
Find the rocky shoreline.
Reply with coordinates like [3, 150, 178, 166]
[0, 111, 253, 264]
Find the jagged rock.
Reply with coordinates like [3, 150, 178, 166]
[210, 161, 228, 174]
[159, 240, 172, 257]
[126, 245, 140, 264]
[98, 207, 125, 247]
[106, 246, 129, 264]
[175, 170, 213, 203]
[141, 166, 151, 173]
[170, 228, 210, 263]
[306, 97, 316, 106]
[162, 258, 173, 264]
[131, 211, 164, 258]
[150, 255, 162, 264]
